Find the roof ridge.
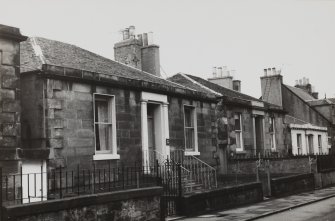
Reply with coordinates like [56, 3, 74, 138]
[179, 73, 222, 96]
[186, 74, 263, 101]
[30, 36, 186, 90]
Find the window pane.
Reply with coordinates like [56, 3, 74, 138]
[184, 107, 193, 127]
[234, 114, 241, 130]
[297, 134, 302, 148]
[95, 124, 112, 151]
[185, 128, 195, 151]
[95, 99, 109, 123]
[269, 118, 274, 132]
[236, 132, 241, 149]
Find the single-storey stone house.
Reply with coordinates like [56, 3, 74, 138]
[168, 73, 287, 173]
[18, 29, 219, 173]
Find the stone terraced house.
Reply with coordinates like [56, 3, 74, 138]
[18, 28, 219, 175]
[168, 73, 287, 173]
[260, 69, 333, 155]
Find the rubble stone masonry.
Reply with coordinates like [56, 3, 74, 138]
[0, 25, 26, 174]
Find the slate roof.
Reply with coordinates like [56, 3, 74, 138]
[169, 73, 262, 101]
[168, 73, 283, 110]
[20, 37, 189, 90]
[283, 84, 316, 101]
[307, 99, 333, 106]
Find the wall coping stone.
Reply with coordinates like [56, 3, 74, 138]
[3, 186, 163, 218]
[0, 24, 27, 42]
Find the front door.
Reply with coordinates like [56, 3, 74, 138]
[147, 104, 156, 165]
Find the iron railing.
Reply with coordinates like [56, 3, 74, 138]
[170, 148, 217, 193]
[0, 164, 160, 206]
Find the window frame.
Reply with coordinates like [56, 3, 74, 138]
[318, 134, 322, 154]
[93, 93, 119, 160]
[183, 105, 199, 156]
[297, 133, 302, 155]
[269, 117, 276, 150]
[234, 113, 244, 152]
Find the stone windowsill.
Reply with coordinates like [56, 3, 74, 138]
[185, 151, 200, 156]
[93, 153, 120, 161]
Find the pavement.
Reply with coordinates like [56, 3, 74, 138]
[168, 186, 335, 221]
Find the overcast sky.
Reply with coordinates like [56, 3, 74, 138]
[1, 0, 335, 98]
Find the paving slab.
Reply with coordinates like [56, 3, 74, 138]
[174, 186, 335, 221]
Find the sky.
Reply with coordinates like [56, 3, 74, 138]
[1, 0, 335, 98]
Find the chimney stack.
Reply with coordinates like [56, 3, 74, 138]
[114, 26, 161, 77]
[260, 67, 283, 106]
[208, 66, 241, 90]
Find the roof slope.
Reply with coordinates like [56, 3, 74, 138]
[284, 85, 316, 101]
[20, 37, 187, 90]
[169, 73, 261, 101]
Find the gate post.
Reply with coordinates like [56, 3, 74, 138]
[0, 167, 2, 220]
[176, 163, 183, 215]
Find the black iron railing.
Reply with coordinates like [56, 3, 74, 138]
[0, 161, 185, 218]
[0, 164, 162, 206]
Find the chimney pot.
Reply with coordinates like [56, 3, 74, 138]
[267, 68, 271, 75]
[217, 67, 222, 77]
[264, 69, 268, 76]
[129, 26, 135, 38]
[272, 67, 276, 75]
[142, 33, 148, 46]
[147, 32, 154, 45]
[123, 28, 130, 40]
[212, 67, 217, 77]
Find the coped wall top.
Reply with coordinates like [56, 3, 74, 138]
[0, 24, 27, 42]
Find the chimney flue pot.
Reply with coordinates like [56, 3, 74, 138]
[129, 26, 135, 38]
[264, 69, 268, 76]
[147, 32, 154, 45]
[212, 67, 217, 77]
[142, 33, 148, 46]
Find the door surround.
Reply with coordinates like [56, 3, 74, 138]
[141, 92, 169, 167]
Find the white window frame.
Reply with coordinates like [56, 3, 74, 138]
[269, 117, 276, 151]
[183, 105, 199, 156]
[297, 133, 302, 155]
[318, 134, 322, 154]
[93, 93, 119, 160]
[235, 113, 244, 152]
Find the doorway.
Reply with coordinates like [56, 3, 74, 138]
[147, 103, 156, 165]
[255, 116, 264, 154]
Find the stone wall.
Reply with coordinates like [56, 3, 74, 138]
[179, 182, 263, 216]
[168, 97, 216, 165]
[0, 24, 27, 174]
[21, 74, 216, 170]
[228, 157, 314, 174]
[314, 170, 335, 188]
[2, 186, 163, 221]
[271, 173, 315, 197]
